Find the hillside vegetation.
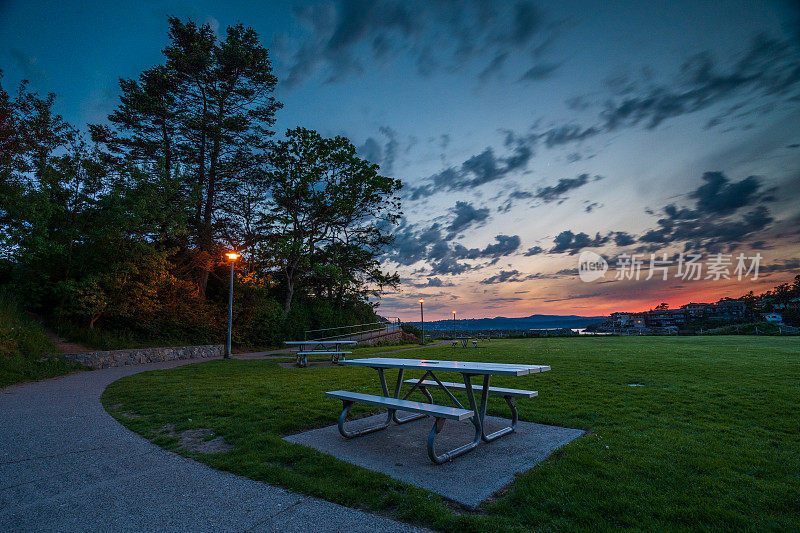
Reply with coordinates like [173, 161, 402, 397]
[0, 293, 84, 388]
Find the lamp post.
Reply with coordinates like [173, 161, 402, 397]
[419, 298, 425, 345]
[225, 252, 240, 358]
[452, 310, 456, 341]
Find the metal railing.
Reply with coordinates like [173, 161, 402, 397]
[304, 317, 401, 342]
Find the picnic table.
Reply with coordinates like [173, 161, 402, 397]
[284, 340, 357, 367]
[451, 336, 479, 348]
[326, 357, 550, 464]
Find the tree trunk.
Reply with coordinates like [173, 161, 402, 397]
[283, 277, 294, 317]
[197, 269, 210, 298]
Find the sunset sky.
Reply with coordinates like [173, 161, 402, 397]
[2, 0, 799, 321]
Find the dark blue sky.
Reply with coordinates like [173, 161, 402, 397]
[2, 0, 799, 319]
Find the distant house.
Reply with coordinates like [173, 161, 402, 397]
[681, 302, 712, 317]
[609, 312, 646, 329]
[644, 308, 686, 328]
[679, 299, 744, 320]
[762, 313, 783, 324]
[711, 298, 745, 320]
[774, 298, 800, 311]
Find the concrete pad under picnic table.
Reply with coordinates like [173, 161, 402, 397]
[284, 413, 584, 508]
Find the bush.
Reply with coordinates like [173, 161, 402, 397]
[0, 292, 84, 388]
[401, 322, 422, 339]
[705, 321, 798, 335]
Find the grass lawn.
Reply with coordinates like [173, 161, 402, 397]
[102, 336, 800, 531]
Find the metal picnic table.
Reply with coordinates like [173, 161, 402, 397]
[284, 340, 357, 367]
[327, 357, 550, 463]
[452, 336, 479, 348]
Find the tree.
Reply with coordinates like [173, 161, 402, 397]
[93, 17, 282, 296]
[265, 128, 402, 315]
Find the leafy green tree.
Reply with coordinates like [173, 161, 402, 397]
[265, 128, 402, 315]
[93, 17, 282, 296]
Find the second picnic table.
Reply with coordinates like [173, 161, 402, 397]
[326, 357, 550, 464]
[284, 340, 357, 367]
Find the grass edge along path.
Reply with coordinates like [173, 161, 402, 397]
[102, 337, 800, 532]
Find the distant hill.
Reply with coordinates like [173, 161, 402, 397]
[405, 314, 606, 331]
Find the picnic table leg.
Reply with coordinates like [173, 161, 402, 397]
[477, 374, 518, 442]
[335, 368, 393, 438]
[427, 373, 481, 464]
[392, 369, 434, 424]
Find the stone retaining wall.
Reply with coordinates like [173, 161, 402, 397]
[59, 344, 224, 369]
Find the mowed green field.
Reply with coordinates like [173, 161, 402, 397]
[102, 337, 800, 532]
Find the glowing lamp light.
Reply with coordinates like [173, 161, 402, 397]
[226, 252, 240, 261]
[419, 298, 424, 303]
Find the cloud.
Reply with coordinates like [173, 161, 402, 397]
[411, 276, 455, 288]
[518, 61, 560, 82]
[510, 33, 800, 153]
[274, 0, 558, 87]
[479, 269, 538, 284]
[534, 173, 601, 203]
[541, 125, 601, 148]
[430, 256, 473, 275]
[480, 266, 579, 283]
[389, 219, 443, 265]
[524, 246, 544, 255]
[637, 171, 776, 252]
[357, 126, 400, 173]
[447, 201, 490, 236]
[454, 234, 521, 259]
[478, 52, 509, 82]
[688, 171, 771, 215]
[584, 201, 600, 213]
[550, 230, 609, 254]
[758, 258, 800, 275]
[613, 232, 636, 246]
[387, 216, 520, 274]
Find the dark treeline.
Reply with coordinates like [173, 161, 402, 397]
[0, 17, 402, 349]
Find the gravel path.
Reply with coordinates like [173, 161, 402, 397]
[0, 359, 424, 532]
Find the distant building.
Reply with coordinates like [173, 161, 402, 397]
[712, 297, 745, 319]
[604, 296, 751, 334]
[644, 308, 686, 327]
[679, 299, 745, 320]
[774, 298, 800, 311]
[609, 312, 646, 329]
[681, 302, 712, 317]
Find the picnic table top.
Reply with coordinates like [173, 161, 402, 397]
[338, 357, 550, 376]
[284, 340, 358, 345]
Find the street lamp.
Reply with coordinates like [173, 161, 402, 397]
[225, 252, 240, 358]
[453, 310, 456, 341]
[418, 299, 425, 345]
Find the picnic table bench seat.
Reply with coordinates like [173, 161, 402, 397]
[325, 391, 473, 421]
[293, 350, 351, 367]
[296, 351, 353, 355]
[403, 379, 537, 398]
[403, 378, 537, 441]
[326, 390, 479, 464]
